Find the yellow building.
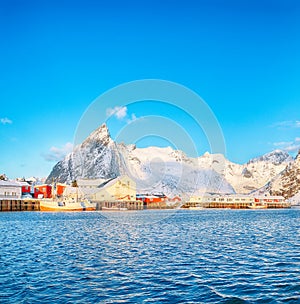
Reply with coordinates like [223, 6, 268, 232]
[88, 175, 136, 202]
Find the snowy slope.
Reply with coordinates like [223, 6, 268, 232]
[117, 145, 234, 196]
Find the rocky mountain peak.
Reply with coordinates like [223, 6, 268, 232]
[82, 123, 111, 146]
[248, 149, 292, 165]
[45, 123, 119, 184]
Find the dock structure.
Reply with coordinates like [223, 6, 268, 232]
[183, 195, 291, 209]
[0, 196, 291, 212]
[96, 200, 144, 211]
[0, 199, 40, 212]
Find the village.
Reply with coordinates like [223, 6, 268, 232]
[0, 175, 291, 212]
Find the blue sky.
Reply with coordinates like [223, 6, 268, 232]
[0, 0, 299, 178]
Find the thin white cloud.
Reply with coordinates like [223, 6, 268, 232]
[273, 141, 293, 147]
[272, 120, 300, 129]
[43, 142, 74, 162]
[106, 106, 128, 120]
[285, 145, 300, 152]
[0, 117, 12, 125]
[273, 137, 300, 153]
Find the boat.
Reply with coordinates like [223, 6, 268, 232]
[40, 199, 96, 212]
[247, 202, 267, 209]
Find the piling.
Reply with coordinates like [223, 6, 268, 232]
[0, 199, 40, 212]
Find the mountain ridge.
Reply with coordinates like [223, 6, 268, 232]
[46, 123, 295, 197]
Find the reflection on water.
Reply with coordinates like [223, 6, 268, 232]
[0, 209, 300, 303]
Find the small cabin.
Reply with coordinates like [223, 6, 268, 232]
[136, 194, 167, 209]
[34, 184, 52, 199]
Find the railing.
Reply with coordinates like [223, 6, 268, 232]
[0, 195, 21, 199]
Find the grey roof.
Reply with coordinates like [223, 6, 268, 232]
[77, 178, 108, 187]
[0, 180, 22, 187]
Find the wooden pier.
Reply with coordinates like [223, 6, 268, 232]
[96, 200, 144, 211]
[0, 199, 40, 212]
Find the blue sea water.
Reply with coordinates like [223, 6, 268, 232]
[0, 209, 300, 303]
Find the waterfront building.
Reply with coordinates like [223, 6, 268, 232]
[0, 180, 22, 199]
[136, 194, 168, 209]
[34, 184, 52, 199]
[253, 196, 289, 208]
[185, 194, 289, 209]
[88, 175, 136, 202]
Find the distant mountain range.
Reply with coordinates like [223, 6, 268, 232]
[46, 124, 299, 199]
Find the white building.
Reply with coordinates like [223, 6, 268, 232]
[0, 180, 22, 199]
[188, 194, 256, 204]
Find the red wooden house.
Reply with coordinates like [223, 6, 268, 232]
[34, 184, 52, 199]
[136, 194, 167, 209]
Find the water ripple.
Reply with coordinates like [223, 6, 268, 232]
[0, 209, 300, 303]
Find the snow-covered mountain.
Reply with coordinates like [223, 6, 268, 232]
[193, 150, 292, 194]
[248, 150, 293, 165]
[225, 151, 291, 194]
[258, 150, 300, 199]
[46, 123, 294, 197]
[46, 124, 121, 184]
